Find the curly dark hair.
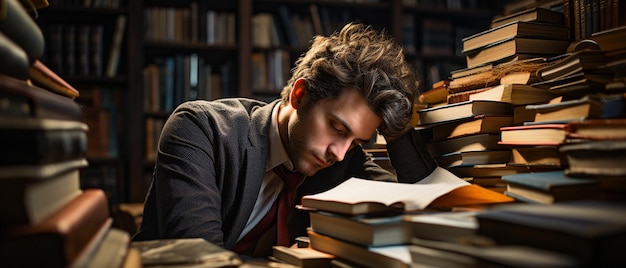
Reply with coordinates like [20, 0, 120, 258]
[280, 23, 420, 137]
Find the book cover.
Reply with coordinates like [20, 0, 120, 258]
[535, 49, 606, 81]
[0, 117, 87, 165]
[560, 140, 626, 176]
[491, 8, 565, 29]
[475, 201, 626, 265]
[435, 150, 512, 168]
[565, 118, 626, 140]
[299, 167, 469, 215]
[463, 21, 570, 52]
[0, 31, 30, 79]
[499, 123, 568, 145]
[272, 246, 334, 268]
[309, 211, 412, 246]
[29, 60, 80, 99]
[0, 169, 82, 226]
[0, 189, 111, 267]
[429, 115, 514, 141]
[464, 37, 570, 68]
[0, 0, 45, 63]
[469, 84, 557, 105]
[527, 94, 625, 123]
[308, 230, 411, 268]
[0, 74, 82, 121]
[417, 100, 512, 126]
[502, 170, 601, 204]
[427, 133, 508, 158]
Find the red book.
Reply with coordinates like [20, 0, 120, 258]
[0, 189, 111, 267]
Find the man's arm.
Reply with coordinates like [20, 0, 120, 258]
[385, 128, 438, 183]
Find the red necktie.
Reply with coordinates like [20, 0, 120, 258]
[231, 164, 303, 253]
[273, 164, 304, 247]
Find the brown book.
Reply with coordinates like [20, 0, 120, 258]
[417, 100, 512, 126]
[0, 169, 82, 226]
[464, 38, 570, 69]
[0, 73, 82, 121]
[0, 189, 111, 267]
[500, 71, 541, 85]
[429, 115, 513, 141]
[499, 123, 568, 145]
[510, 146, 564, 166]
[527, 94, 625, 123]
[535, 50, 606, 81]
[560, 140, 626, 177]
[427, 133, 509, 158]
[469, 84, 558, 105]
[491, 7, 565, 29]
[418, 81, 449, 104]
[308, 230, 410, 268]
[448, 163, 560, 178]
[447, 86, 494, 104]
[272, 245, 334, 268]
[565, 118, 626, 140]
[463, 21, 570, 52]
[435, 150, 512, 168]
[450, 63, 493, 80]
[589, 25, 626, 52]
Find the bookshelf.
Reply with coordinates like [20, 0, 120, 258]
[35, 2, 128, 206]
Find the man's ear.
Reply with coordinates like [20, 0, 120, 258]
[290, 78, 306, 109]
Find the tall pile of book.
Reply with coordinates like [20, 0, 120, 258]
[0, 1, 135, 267]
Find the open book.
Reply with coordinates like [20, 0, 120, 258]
[299, 167, 469, 215]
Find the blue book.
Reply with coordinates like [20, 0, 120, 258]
[502, 170, 601, 204]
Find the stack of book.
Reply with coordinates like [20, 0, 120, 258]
[0, 1, 135, 267]
[298, 167, 513, 267]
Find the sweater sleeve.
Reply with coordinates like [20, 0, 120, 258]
[385, 128, 438, 183]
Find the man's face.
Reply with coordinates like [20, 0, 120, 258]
[287, 87, 381, 176]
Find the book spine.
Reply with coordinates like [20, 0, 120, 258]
[0, 189, 111, 267]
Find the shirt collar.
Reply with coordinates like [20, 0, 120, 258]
[267, 102, 293, 172]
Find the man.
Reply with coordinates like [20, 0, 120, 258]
[133, 23, 437, 258]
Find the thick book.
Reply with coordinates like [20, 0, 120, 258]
[589, 25, 626, 52]
[463, 21, 570, 52]
[299, 167, 469, 216]
[0, 158, 87, 180]
[560, 140, 626, 176]
[499, 123, 568, 145]
[490, 7, 565, 29]
[426, 133, 508, 158]
[502, 170, 601, 204]
[130, 238, 242, 267]
[409, 236, 579, 268]
[448, 163, 560, 178]
[428, 115, 513, 141]
[417, 100, 512, 126]
[0, 117, 87, 165]
[0, 31, 30, 79]
[0, 0, 45, 63]
[464, 37, 570, 68]
[435, 150, 512, 168]
[0, 169, 82, 226]
[0, 74, 82, 121]
[510, 146, 564, 166]
[468, 84, 557, 105]
[402, 211, 478, 243]
[272, 246, 334, 268]
[535, 50, 606, 81]
[565, 118, 626, 140]
[309, 211, 412, 246]
[475, 201, 626, 265]
[0, 189, 111, 267]
[76, 227, 132, 268]
[526, 94, 625, 123]
[308, 230, 411, 268]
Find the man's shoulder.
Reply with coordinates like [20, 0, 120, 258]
[176, 98, 275, 118]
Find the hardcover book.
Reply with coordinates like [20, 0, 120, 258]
[463, 21, 570, 52]
[435, 150, 512, 168]
[428, 115, 513, 141]
[535, 49, 606, 81]
[560, 140, 626, 176]
[490, 7, 565, 29]
[499, 123, 568, 145]
[272, 246, 334, 268]
[565, 118, 626, 140]
[309, 211, 412, 246]
[417, 100, 512, 126]
[475, 201, 626, 265]
[468, 84, 557, 105]
[527, 94, 625, 123]
[502, 170, 601, 204]
[308, 230, 411, 268]
[131, 238, 242, 267]
[426, 133, 508, 158]
[464, 37, 569, 69]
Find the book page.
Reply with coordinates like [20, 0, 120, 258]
[303, 167, 469, 211]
